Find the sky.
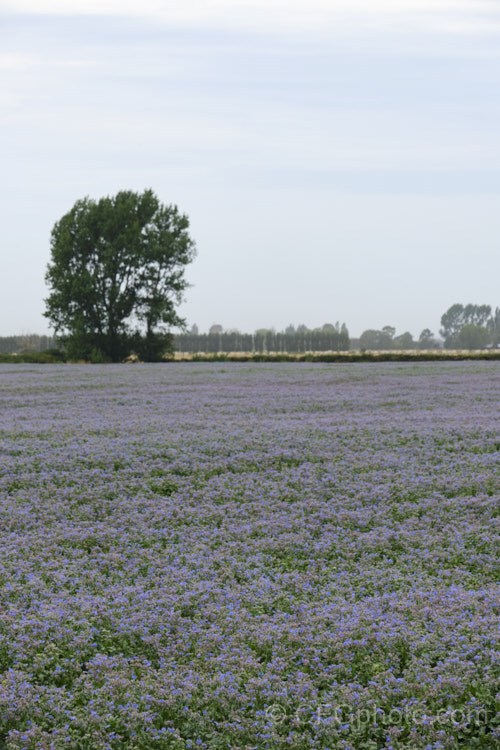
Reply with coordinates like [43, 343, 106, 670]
[1, 0, 500, 338]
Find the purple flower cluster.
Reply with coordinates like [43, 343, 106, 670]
[0, 362, 498, 749]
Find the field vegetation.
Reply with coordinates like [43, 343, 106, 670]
[0, 362, 498, 749]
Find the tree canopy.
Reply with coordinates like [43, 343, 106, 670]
[44, 189, 196, 361]
[440, 303, 491, 348]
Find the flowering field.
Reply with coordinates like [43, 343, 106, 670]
[0, 362, 498, 750]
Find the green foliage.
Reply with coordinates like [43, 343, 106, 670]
[129, 330, 174, 362]
[173, 351, 500, 362]
[393, 331, 415, 349]
[457, 324, 490, 350]
[0, 334, 56, 354]
[44, 189, 196, 362]
[487, 306, 500, 345]
[176, 325, 350, 354]
[418, 328, 440, 349]
[0, 351, 65, 363]
[359, 326, 396, 350]
[440, 303, 492, 348]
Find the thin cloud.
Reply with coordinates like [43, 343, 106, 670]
[0, 54, 41, 70]
[2, 0, 499, 34]
[2, 0, 497, 11]
[0, 54, 94, 70]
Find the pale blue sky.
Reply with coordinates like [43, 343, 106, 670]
[1, 0, 499, 337]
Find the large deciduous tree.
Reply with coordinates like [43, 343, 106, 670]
[44, 189, 196, 361]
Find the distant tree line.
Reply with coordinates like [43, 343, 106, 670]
[175, 323, 350, 353]
[0, 335, 56, 354]
[354, 326, 441, 351]
[178, 303, 500, 355]
[7, 303, 499, 359]
[349, 303, 500, 351]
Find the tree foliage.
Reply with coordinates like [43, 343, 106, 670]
[418, 329, 440, 349]
[457, 324, 490, 350]
[44, 190, 196, 361]
[487, 307, 500, 346]
[0, 335, 56, 354]
[359, 326, 396, 350]
[175, 325, 350, 354]
[440, 303, 491, 348]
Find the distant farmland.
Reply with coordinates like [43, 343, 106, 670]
[0, 362, 498, 749]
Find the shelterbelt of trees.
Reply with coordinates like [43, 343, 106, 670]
[0, 335, 56, 355]
[176, 323, 350, 354]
